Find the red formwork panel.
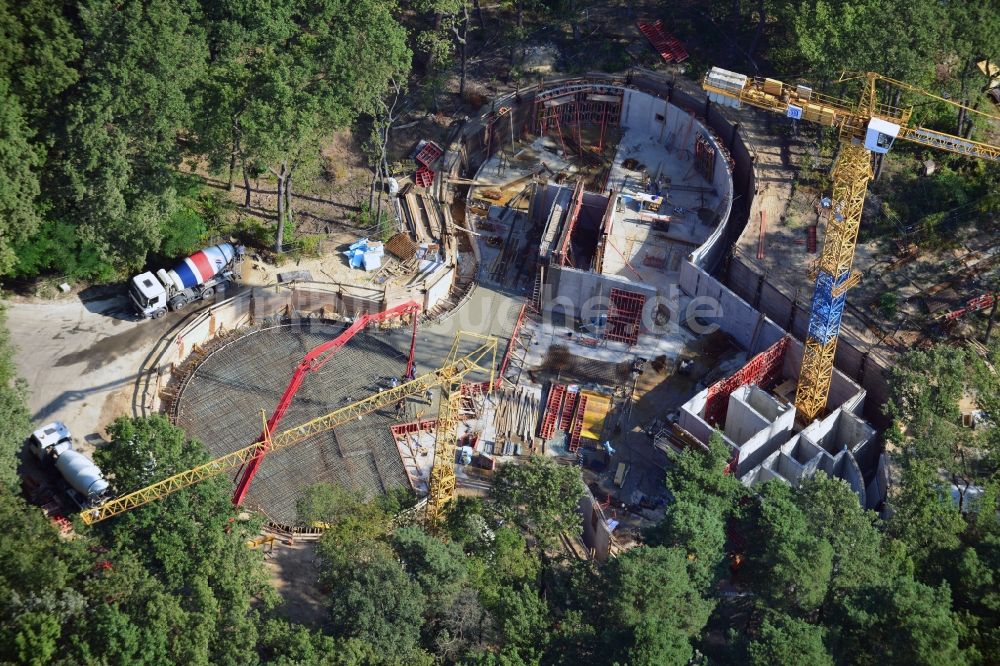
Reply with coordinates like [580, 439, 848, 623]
[806, 225, 818, 253]
[415, 165, 435, 187]
[568, 393, 589, 451]
[637, 20, 689, 64]
[539, 383, 567, 440]
[606, 288, 646, 345]
[415, 141, 444, 167]
[391, 419, 438, 437]
[703, 335, 791, 426]
[559, 387, 580, 431]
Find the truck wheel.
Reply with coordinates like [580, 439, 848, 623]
[200, 287, 214, 300]
[153, 308, 167, 320]
[172, 299, 187, 311]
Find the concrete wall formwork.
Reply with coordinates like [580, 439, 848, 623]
[727, 258, 890, 412]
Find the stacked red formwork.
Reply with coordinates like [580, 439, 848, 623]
[559, 387, 580, 431]
[538, 383, 568, 439]
[637, 20, 689, 64]
[413, 140, 443, 188]
[567, 393, 589, 451]
[415, 166, 434, 187]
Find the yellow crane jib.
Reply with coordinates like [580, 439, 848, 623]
[81, 333, 498, 525]
[702, 67, 1000, 422]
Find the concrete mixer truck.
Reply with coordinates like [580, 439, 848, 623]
[28, 422, 109, 508]
[129, 243, 240, 319]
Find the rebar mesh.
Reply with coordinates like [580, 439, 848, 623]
[174, 322, 410, 526]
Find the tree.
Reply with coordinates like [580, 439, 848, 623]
[648, 499, 727, 592]
[887, 461, 966, 574]
[47, 0, 209, 272]
[665, 431, 745, 515]
[0, 79, 41, 274]
[775, 0, 944, 84]
[0, 306, 31, 488]
[742, 482, 833, 614]
[828, 576, 967, 665]
[491, 456, 583, 546]
[489, 585, 550, 660]
[97, 414, 207, 493]
[309, 483, 396, 578]
[794, 473, 891, 591]
[92, 416, 272, 665]
[197, 0, 411, 252]
[747, 613, 833, 666]
[327, 546, 428, 659]
[393, 525, 469, 607]
[603, 546, 715, 666]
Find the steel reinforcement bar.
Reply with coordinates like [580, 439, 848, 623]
[82, 337, 498, 525]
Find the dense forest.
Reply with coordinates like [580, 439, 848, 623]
[1, 299, 998, 664]
[2, 0, 1000, 664]
[0, 0, 997, 284]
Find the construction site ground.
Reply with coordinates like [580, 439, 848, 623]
[724, 112, 998, 360]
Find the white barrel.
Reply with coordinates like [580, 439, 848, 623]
[55, 450, 109, 501]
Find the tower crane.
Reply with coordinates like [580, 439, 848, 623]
[81, 332, 497, 525]
[703, 68, 1000, 422]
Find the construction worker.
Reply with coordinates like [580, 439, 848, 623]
[390, 376, 399, 389]
[425, 389, 434, 404]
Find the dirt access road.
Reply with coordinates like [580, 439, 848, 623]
[5, 290, 218, 452]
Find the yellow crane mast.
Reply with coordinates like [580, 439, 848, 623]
[82, 333, 497, 525]
[703, 68, 1000, 422]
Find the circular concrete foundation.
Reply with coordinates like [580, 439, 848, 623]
[173, 322, 412, 527]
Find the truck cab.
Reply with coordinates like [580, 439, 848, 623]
[130, 272, 168, 319]
[28, 421, 74, 461]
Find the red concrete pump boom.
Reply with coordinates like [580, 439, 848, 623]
[231, 301, 421, 506]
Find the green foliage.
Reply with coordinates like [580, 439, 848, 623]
[648, 500, 727, 591]
[491, 456, 584, 545]
[829, 576, 967, 665]
[603, 546, 715, 666]
[878, 292, 899, 317]
[393, 525, 469, 606]
[0, 306, 30, 488]
[665, 431, 745, 516]
[0, 0, 410, 279]
[743, 482, 834, 614]
[328, 545, 428, 658]
[772, 0, 945, 83]
[748, 613, 833, 666]
[0, 77, 42, 274]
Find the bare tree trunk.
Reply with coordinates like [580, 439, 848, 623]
[473, 0, 486, 32]
[460, 9, 469, 96]
[374, 162, 384, 234]
[746, 0, 766, 62]
[242, 160, 252, 209]
[285, 171, 293, 225]
[227, 118, 241, 191]
[274, 161, 287, 253]
[985, 298, 999, 345]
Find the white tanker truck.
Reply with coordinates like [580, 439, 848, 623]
[129, 243, 240, 319]
[29, 422, 109, 507]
